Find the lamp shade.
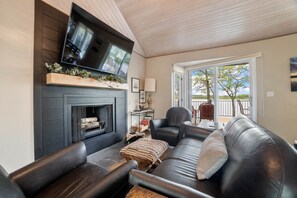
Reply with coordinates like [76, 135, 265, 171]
[144, 78, 156, 92]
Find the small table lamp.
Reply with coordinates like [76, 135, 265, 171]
[144, 78, 156, 109]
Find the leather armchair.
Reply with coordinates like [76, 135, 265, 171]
[0, 142, 138, 198]
[150, 107, 191, 146]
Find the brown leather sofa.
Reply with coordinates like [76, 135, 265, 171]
[130, 115, 297, 198]
[0, 142, 137, 198]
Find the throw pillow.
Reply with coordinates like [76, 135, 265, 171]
[196, 129, 228, 180]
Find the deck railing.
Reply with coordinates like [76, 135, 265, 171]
[174, 99, 250, 118]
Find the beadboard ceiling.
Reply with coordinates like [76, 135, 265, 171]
[43, 0, 297, 58]
[115, 0, 297, 58]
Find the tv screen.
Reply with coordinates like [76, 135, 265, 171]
[61, 3, 134, 79]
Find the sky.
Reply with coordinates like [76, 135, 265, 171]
[191, 64, 250, 96]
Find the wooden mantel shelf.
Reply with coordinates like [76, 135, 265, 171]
[46, 73, 128, 90]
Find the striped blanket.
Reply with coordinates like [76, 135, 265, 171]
[120, 138, 168, 165]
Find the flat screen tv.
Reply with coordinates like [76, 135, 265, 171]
[61, 3, 134, 80]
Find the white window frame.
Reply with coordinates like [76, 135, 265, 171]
[184, 55, 260, 123]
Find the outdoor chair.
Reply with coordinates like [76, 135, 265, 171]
[237, 99, 249, 116]
[199, 102, 214, 121]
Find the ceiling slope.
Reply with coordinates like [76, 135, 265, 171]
[115, 0, 297, 58]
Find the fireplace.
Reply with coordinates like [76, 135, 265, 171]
[60, 94, 124, 155]
[36, 87, 127, 158]
[72, 104, 114, 142]
[33, 2, 128, 159]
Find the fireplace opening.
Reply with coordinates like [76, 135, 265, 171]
[72, 104, 113, 143]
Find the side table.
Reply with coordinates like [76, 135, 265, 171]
[131, 109, 154, 132]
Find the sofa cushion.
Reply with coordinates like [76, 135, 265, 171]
[165, 138, 203, 162]
[34, 163, 108, 198]
[196, 129, 228, 180]
[152, 159, 222, 197]
[152, 137, 222, 197]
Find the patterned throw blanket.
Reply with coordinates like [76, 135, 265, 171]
[120, 138, 169, 164]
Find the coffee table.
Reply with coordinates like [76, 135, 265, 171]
[198, 119, 225, 130]
[120, 138, 168, 171]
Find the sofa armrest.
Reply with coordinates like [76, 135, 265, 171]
[180, 122, 214, 140]
[75, 160, 138, 198]
[129, 170, 213, 198]
[10, 142, 87, 197]
[150, 119, 168, 139]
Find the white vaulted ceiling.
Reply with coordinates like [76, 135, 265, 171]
[115, 0, 297, 57]
[43, 0, 297, 58]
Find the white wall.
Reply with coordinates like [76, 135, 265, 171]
[0, 1, 145, 172]
[146, 34, 297, 144]
[127, 52, 146, 128]
[0, 0, 35, 172]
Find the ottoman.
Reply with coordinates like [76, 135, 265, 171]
[120, 138, 168, 170]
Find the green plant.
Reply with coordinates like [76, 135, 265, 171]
[45, 63, 63, 73]
[45, 62, 123, 83]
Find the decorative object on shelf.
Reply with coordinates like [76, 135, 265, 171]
[144, 78, 156, 109]
[131, 77, 140, 93]
[139, 90, 146, 103]
[45, 62, 124, 83]
[130, 109, 154, 133]
[141, 119, 149, 126]
[290, 57, 297, 91]
[131, 125, 139, 133]
[134, 99, 140, 111]
[139, 90, 146, 109]
[46, 73, 128, 90]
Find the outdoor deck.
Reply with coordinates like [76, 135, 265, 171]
[190, 99, 250, 126]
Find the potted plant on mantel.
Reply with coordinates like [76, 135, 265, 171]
[45, 63, 128, 90]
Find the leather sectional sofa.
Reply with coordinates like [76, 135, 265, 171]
[130, 115, 297, 198]
[0, 142, 137, 198]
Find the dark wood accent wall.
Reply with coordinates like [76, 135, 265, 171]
[34, 1, 127, 159]
[34, 0, 68, 159]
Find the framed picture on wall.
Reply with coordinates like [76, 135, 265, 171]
[290, 57, 297, 91]
[131, 77, 140, 93]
